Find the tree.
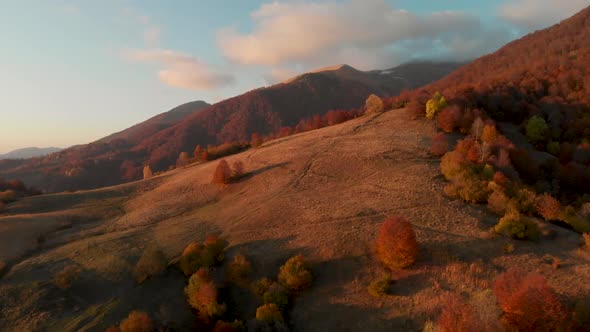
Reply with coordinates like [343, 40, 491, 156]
[526, 116, 548, 145]
[481, 124, 498, 144]
[119, 311, 153, 332]
[212, 160, 232, 184]
[142, 166, 153, 180]
[177, 151, 191, 167]
[426, 92, 447, 119]
[193, 145, 203, 160]
[471, 117, 485, 140]
[232, 160, 244, 180]
[376, 216, 418, 269]
[251, 133, 263, 148]
[365, 94, 384, 114]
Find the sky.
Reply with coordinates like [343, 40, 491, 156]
[0, 0, 587, 153]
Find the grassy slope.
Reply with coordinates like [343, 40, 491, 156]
[0, 109, 588, 331]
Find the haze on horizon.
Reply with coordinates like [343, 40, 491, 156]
[0, 0, 586, 154]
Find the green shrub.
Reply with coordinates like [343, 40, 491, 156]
[226, 254, 252, 283]
[134, 247, 167, 284]
[255, 303, 284, 323]
[278, 255, 313, 291]
[368, 274, 393, 298]
[262, 283, 289, 310]
[526, 116, 548, 145]
[494, 210, 540, 240]
[547, 141, 560, 155]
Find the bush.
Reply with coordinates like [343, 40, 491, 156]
[365, 94, 384, 114]
[0, 190, 16, 203]
[278, 255, 313, 291]
[535, 193, 561, 221]
[494, 210, 540, 240]
[213, 320, 245, 332]
[430, 133, 449, 156]
[262, 282, 289, 310]
[376, 217, 419, 269]
[437, 293, 478, 332]
[185, 269, 226, 319]
[54, 265, 81, 289]
[226, 254, 252, 283]
[437, 106, 461, 133]
[179, 235, 228, 276]
[368, 274, 393, 298]
[253, 277, 274, 297]
[493, 269, 568, 331]
[526, 116, 548, 145]
[487, 190, 510, 215]
[255, 303, 284, 323]
[134, 247, 167, 284]
[212, 160, 232, 185]
[119, 311, 153, 332]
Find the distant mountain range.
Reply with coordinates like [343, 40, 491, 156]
[0, 62, 461, 192]
[0, 147, 62, 160]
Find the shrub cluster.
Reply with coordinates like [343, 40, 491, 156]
[226, 254, 252, 284]
[180, 235, 228, 276]
[118, 311, 153, 332]
[278, 255, 313, 291]
[494, 210, 540, 240]
[376, 216, 419, 269]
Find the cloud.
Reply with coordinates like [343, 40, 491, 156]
[499, 0, 588, 30]
[217, 0, 515, 70]
[125, 49, 235, 91]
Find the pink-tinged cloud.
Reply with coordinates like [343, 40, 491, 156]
[499, 0, 588, 30]
[125, 49, 235, 91]
[217, 0, 514, 69]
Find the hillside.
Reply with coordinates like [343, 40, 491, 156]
[0, 147, 62, 160]
[98, 100, 211, 145]
[0, 108, 587, 331]
[416, 6, 590, 132]
[0, 62, 460, 193]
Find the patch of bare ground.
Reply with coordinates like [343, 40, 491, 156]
[0, 108, 588, 331]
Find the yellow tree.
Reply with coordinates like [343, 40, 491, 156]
[426, 92, 447, 119]
[365, 94, 384, 114]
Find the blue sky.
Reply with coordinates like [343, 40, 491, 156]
[0, 0, 587, 153]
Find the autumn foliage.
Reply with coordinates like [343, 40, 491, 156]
[493, 269, 568, 331]
[212, 160, 232, 185]
[376, 217, 418, 269]
[119, 311, 153, 332]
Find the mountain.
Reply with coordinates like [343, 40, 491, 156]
[98, 100, 210, 145]
[0, 62, 461, 192]
[0, 147, 62, 160]
[1, 108, 585, 331]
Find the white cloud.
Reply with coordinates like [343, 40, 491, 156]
[217, 0, 515, 70]
[124, 49, 235, 91]
[499, 0, 588, 30]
